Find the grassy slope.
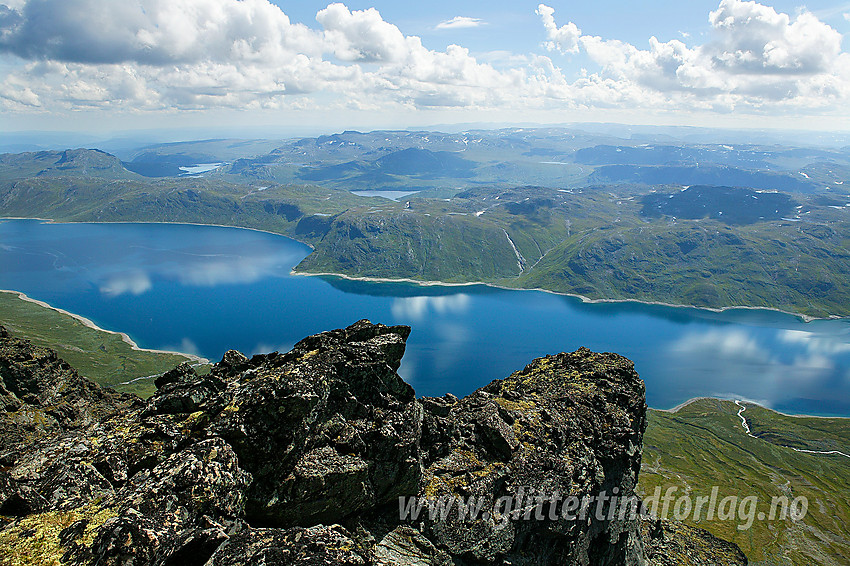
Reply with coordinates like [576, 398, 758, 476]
[0, 291, 195, 397]
[0, 149, 143, 182]
[301, 186, 850, 317]
[744, 403, 850, 454]
[640, 399, 850, 566]
[516, 211, 850, 317]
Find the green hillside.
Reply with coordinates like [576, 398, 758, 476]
[0, 149, 141, 182]
[0, 291, 201, 397]
[641, 399, 850, 566]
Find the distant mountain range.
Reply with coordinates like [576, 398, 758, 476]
[1, 127, 849, 317]
[0, 148, 141, 182]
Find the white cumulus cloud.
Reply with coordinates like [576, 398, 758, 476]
[0, 0, 848, 119]
[317, 3, 408, 63]
[538, 1, 850, 111]
[707, 0, 842, 75]
[0, 0, 323, 64]
[537, 3, 581, 54]
[436, 16, 483, 30]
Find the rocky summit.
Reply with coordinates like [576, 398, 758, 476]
[0, 321, 746, 565]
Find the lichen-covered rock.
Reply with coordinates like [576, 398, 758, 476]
[415, 348, 648, 565]
[205, 320, 423, 526]
[374, 526, 453, 566]
[0, 329, 137, 459]
[206, 524, 368, 565]
[88, 461, 245, 566]
[641, 519, 749, 565]
[0, 322, 747, 565]
[146, 362, 226, 416]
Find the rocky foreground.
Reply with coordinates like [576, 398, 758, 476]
[0, 321, 746, 565]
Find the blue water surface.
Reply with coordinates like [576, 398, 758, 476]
[2, 219, 849, 415]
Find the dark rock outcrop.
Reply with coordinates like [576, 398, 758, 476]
[640, 519, 749, 566]
[414, 349, 648, 565]
[0, 326, 138, 459]
[0, 322, 746, 565]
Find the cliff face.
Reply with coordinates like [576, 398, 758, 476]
[0, 321, 746, 565]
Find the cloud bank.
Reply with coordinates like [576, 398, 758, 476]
[540, 0, 849, 110]
[0, 0, 847, 120]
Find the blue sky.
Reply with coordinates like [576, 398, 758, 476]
[1, 0, 850, 135]
[275, 1, 850, 47]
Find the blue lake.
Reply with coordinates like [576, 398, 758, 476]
[2, 218, 850, 416]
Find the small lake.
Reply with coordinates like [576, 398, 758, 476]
[2, 219, 849, 416]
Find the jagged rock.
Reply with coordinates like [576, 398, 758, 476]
[206, 524, 368, 565]
[205, 320, 422, 527]
[0, 322, 748, 565]
[0, 329, 136, 459]
[415, 349, 648, 565]
[71, 436, 248, 565]
[146, 364, 226, 416]
[153, 362, 198, 389]
[641, 519, 748, 565]
[0, 470, 47, 516]
[374, 526, 453, 566]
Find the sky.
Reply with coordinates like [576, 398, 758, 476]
[1, 0, 850, 136]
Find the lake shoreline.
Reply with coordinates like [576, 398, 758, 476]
[292, 270, 823, 323]
[0, 289, 209, 364]
[2, 216, 833, 321]
[652, 396, 850, 420]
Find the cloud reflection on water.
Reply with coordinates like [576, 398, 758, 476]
[99, 271, 152, 297]
[391, 295, 473, 390]
[390, 294, 471, 321]
[667, 327, 850, 410]
[780, 329, 850, 355]
[97, 250, 296, 296]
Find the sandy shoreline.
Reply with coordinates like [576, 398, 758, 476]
[654, 396, 719, 414]
[0, 289, 208, 364]
[653, 396, 849, 420]
[292, 270, 824, 322]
